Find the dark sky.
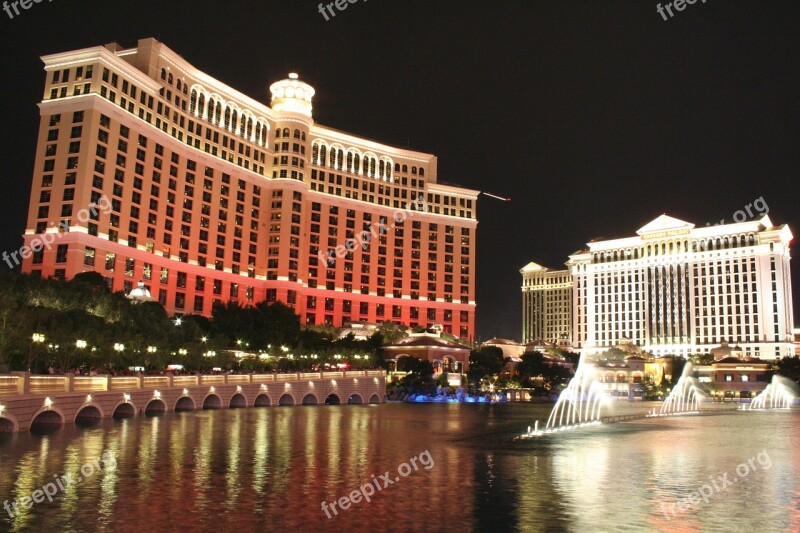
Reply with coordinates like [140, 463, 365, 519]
[1, 1, 798, 341]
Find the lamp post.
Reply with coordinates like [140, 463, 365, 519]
[27, 333, 45, 372]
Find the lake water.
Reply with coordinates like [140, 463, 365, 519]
[0, 402, 797, 532]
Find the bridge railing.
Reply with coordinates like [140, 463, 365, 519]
[0, 370, 386, 397]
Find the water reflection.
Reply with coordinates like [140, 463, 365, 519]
[0, 404, 797, 532]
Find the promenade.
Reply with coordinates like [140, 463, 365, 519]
[0, 370, 387, 432]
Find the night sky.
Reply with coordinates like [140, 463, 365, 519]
[1, 1, 798, 341]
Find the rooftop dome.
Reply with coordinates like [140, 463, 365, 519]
[269, 73, 315, 117]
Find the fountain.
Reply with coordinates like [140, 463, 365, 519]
[524, 354, 605, 437]
[657, 362, 704, 416]
[745, 375, 796, 410]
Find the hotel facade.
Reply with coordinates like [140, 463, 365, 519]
[21, 38, 478, 338]
[522, 215, 794, 360]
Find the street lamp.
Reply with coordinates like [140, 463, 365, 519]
[178, 348, 188, 356]
[27, 333, 46, 371]
[147, 346, 157, 354]
[114, 343, 125, 352]
[204, 350, 216, 358]
[75, 339, 87, 349]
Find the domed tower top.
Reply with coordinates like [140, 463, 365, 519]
[270, 73, 315, 118]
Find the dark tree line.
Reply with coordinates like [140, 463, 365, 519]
[0, 271, 394, 374]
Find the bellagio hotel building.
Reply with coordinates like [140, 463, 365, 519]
[21, 38, 478, 338]
[522, 214, 794, 359]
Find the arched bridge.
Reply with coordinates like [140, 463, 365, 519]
[0, 370, 386, 432]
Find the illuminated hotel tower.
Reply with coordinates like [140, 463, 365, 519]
[520, 262, 572, 344]
[523, 214, 794, 359]
[21, 38, 478, 338]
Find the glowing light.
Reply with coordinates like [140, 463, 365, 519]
[123, 393, 131, 403]
[260, 384, 267, 391]
[86, 394, 92, 403]
[44, 397, 53, 409]
[154, 390, 161, 399]
[183, 388, 189, 395]
[0, 404, 5, 415]
[114, 343, 125, 352]
[76, 340, 87, 349]
[236, 385, 242, 393]
[210, 386, 215, 393]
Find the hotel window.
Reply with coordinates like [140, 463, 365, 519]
[54, 244, 68, 264]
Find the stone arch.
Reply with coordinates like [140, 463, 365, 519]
[278, 393, 295, 406]
[203, 394, 222, 410]
[74, 404, 104, 426]
[30, 407, 65, 433]
[144, 399, 166, 416]
[112, 401, 136, 419]
[0, 412, 19, 433]
[229, 393, 247, 409]
[369, 394, 381, 405]
[324, 394, 341, 405]
[175, 396, 196, 412]
[347, 394, 364, 405]
[302, 393, 319, 405]
[254, 393, 271, 407]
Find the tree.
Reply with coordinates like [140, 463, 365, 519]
[775, 356, 800, 385]
[468, 346, 505, 383]
[518, 351, 574, 392]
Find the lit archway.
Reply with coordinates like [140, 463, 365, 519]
[144, 399, 166, 416]
[278, 394, 295, 406]
[203, 394, 222, 410]
[347, 394, 363, 405]
[30, 409, 64, 433]
[302, 394, 318, 405]
[74, 405, 103, 427]
[324, 394, 341, 405]
[254, 394, 271, 407]
[229, 393, 247, 409]
[112, 402, 136, 419]
[175, 396, 196, 412]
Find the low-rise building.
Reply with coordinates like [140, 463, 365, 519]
[694, 356, 771, 400]
[381, 332, 471, 375]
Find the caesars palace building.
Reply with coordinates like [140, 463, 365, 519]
[522, 214, 795, 359]
[20, 38, 478, 338]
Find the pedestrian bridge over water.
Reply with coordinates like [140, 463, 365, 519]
[0, 370, 386, 432]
